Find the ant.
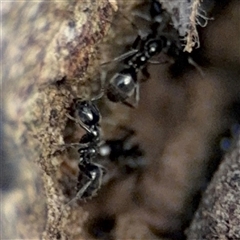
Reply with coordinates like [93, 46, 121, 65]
[105, 35, 168, 108]
[65, 99, 106, 200]
[104, 0, 202, 108]
[103, 0, 181, 108]
[64, 100, 145, 200]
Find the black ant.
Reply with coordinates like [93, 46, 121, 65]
[65, 100, 106, 200]
[103, 0, 202, 108]
[103, 0, 180, 108]
[105, 35, 168, 108]
[64, 100, 145, 200]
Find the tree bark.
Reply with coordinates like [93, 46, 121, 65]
[187, 136, 240, 239]
[2, 1, 114, 239]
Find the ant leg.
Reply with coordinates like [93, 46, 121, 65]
[65, 113, 91, 134]
[100, 27, 142, 66]
[131, 35, 141, 49]
[122, 100, 137, 109]
[93, 66, 110, 99]
[63, 180, 92, 206]
[188, 57, 205, 77]
[92, 91, 104, 101]
[140, 66, 150, 82]
[122, 83, 140, 108]
[101, 49, 138, 66]
[148, 59, 170, 65]
[101, 34, 142, 66]
[65, 113, 79, 123]
[75, 179, 92, 199]
[134, 81, 140, 107]
[76, 163, 106, 199]
[53, 142, 89, 151]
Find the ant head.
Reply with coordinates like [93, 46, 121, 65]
[77, 162, 105, 199]
[75, 100, 100, 127]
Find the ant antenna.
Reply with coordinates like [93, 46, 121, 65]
[101, 8, 140, 33]
[118, 10, 140, 34]
[101, 49, 138, 66]
[91, 91, 105, 101]
[188, 57, 205, 77]
[148, 59, 171, 65]
[65, 113, 92, 134]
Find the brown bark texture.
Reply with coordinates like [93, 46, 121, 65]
[187, 136, 240, 239]
[2, 1, 114, 239]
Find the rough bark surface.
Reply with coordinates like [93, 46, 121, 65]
[2, 1, 114, 239]
[187, 137, 240, 239]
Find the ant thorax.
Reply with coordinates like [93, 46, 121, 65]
[78, 145, 98, 163]
[126, 37, 164, 70]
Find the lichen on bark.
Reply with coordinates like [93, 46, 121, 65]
[160, 0, 212, 52]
